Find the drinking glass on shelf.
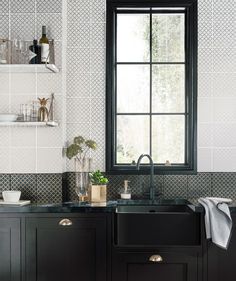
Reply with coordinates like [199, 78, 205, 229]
[12, 38, 21, 64]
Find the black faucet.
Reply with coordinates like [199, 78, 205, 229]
[136, 154, 155, 201]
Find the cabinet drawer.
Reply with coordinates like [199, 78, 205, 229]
[113, 251, 199, 281]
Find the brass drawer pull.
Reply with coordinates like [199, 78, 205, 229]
[59, 219, 72, 226]
[149, 255, 163, 262]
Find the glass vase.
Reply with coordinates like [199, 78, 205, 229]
[74, 157, 92, 202]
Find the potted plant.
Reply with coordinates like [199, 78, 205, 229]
[89, 170, 109, 203]
[66, 136, 97, 201]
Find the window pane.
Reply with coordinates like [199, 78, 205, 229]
[117, 116, 150, 164]
[117, 14, 150, 62]
[152, 14, 185, 62]
[117, 65, 150, 113]
[152, 65, 185, 113]
[152, 116, 185, 163]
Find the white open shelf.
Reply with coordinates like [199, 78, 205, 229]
[0, 121, 59, 127]
[0, 64, 60, 73]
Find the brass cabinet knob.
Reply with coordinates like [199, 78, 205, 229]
[149, 254, 163, 262]
[59, 218, 73, 226]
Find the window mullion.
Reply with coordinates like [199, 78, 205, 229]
[150, 12, 153, 158]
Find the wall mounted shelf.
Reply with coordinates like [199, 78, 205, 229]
[0, 64, 60, 73]
[0, 121, 59, 127]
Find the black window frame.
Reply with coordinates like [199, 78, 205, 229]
[106, 0, 198, 175]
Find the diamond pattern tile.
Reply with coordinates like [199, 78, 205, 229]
[90, 98, 105, 123]
[198, 20, 212, 48]
[67, 22, 90, 48]
[212, 173, 236, 199]
[67, 0, 90, 23]
[90, 72, 105, 98]
[66, 98, 90, 123]
[67, 48, 90, 73]
[10, 13, 35, 40]
[11, 174, 37, 202]
[36, 0, 62, 13]
[36, 13, 62, 40]
[90, 123, 105, 171]
[0, 0, 9, 13]
[10, 0, 35, 13]
[63, 172, 78, 202]
[163, 175, 188, 199]
[66, 72, 90, 98]
[198, 48, 213, 73]
[198, 0, 212, 20]
[90, 48, 105, 73]
[37, 174, 62, 203]
[213, 20, 236, 47]
[188, 173, 212, 199]
[0, 14, 9, 37]
[90, 23, 105, 48]
[0, 174, 10, 193]
[90, 0, 106, 23]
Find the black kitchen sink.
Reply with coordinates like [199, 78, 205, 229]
[115, 203, 201, 246]
[116, 204, 193, 214]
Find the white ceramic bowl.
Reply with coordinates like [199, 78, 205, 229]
[2, 191, 21, 202]
[0, 114, 18, 122]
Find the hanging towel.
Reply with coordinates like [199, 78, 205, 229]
[198, 197, 232, 249]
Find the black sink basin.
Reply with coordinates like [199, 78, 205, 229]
[116, 204, 193, 214]
[115, 203, 201, 246]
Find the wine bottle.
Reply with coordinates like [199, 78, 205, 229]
[39, 26, 50, 64]
[29, 39, 41, 64]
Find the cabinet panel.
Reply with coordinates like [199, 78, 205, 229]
[113, 251, 198, 281]
[0, 218, 21, 281]
[208, 214, 236, 281]
[26, 217, 107, 281]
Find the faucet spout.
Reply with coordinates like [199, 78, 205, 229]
[136, 154, 155, 201]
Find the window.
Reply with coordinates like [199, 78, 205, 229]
[106, 0, 197, 174]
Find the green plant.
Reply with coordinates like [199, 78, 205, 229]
[89, 170, 109, 185]
[66, 135, 97, 162]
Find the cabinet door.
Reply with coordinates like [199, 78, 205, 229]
[0, 218, 21, 281]
[113, 251, 198, 281]
[26, 216, 107, 281]
[208, 214, 236, 281]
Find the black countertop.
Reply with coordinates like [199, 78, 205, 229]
[0, 199, 235, 213]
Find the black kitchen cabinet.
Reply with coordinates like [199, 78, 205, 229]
[25, 215, 107, 281]
[207, 214, 236, 281]
[112, 251, 199, 281]
[0, 218, 21, 281]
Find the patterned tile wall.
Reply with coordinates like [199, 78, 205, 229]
[64, 172, 236, 204]
[0, 173, 62, 203]
[0, 0, 65, 173]
[66, 0, 106, 172]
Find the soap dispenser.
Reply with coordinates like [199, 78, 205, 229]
[120, 180, 131, 199]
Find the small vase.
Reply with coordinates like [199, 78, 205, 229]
[74, 157, 92, 202]
[38, 97, 49, 122]
[89, 184, 107, 203]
